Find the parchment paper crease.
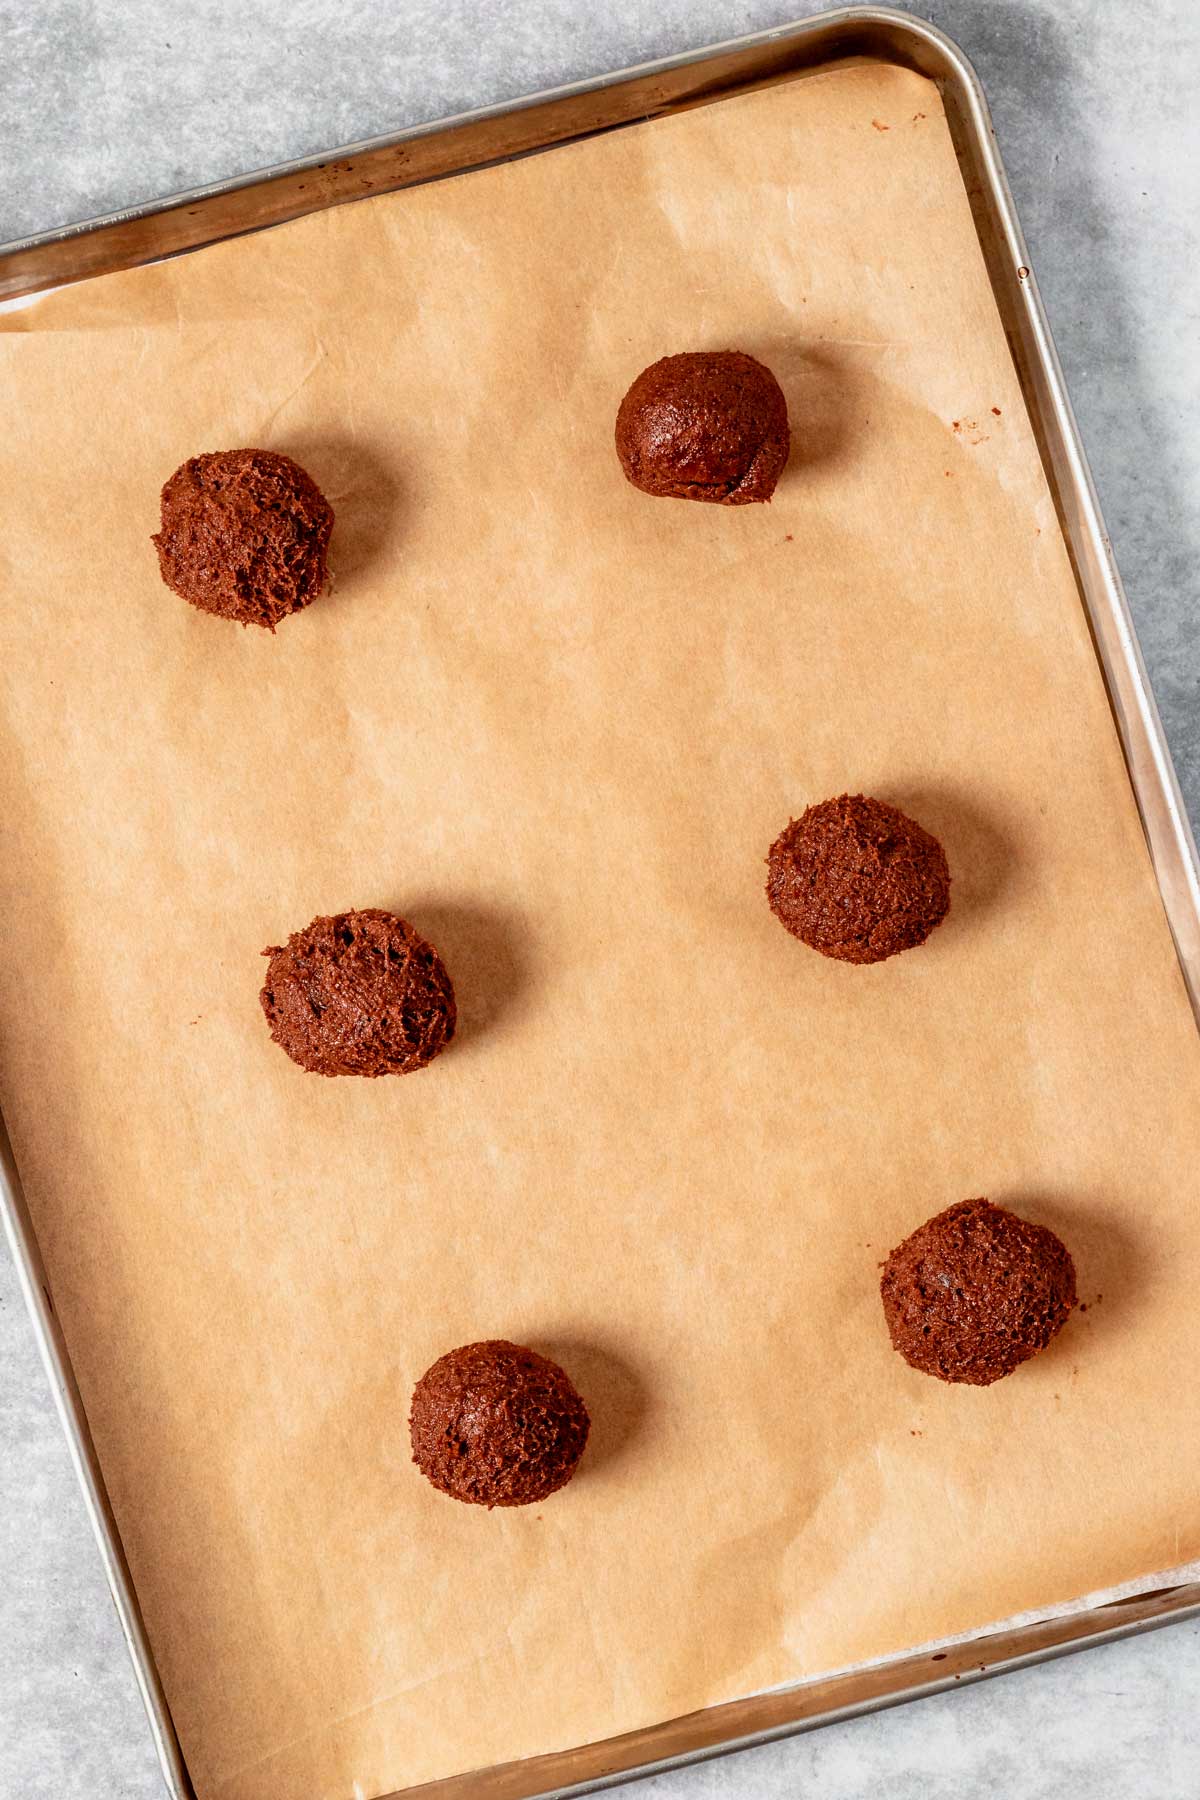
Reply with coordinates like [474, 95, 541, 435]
[2, 61, 1199, 1800]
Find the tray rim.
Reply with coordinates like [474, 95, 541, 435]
[3, 9, 1198, 1800]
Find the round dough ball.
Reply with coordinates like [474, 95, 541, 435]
[615, 350, 790, 504]
[880, 1198, 1077, 1385]
[766, 793, 950, 964]
[410, 1340, 590, 1508]
[152, 448, 333, 629]
[260, 909, 455, 1077]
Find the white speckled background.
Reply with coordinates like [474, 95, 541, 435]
[1, 3, 1198, 1797]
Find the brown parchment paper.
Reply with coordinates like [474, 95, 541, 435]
[3, 59, 1200, 1800]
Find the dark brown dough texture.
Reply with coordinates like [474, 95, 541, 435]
[880, 1198, 1077, 1386]
[260, 909, 455, 1078]
[410, 1340, 590, 1507]
[615, 350, 790, 504]
[152, 448, 333, 629]
[766, 793, 950, 964]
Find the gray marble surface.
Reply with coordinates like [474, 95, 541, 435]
[2, 1, 1199, 1796]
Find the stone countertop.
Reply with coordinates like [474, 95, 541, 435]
[2, 1, 1199, 1795]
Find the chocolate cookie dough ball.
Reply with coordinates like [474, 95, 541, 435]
[410, 1340, 590, 1507]
[615, 350, 790, 504]
[152, 448, 333, 629]
[766, 794, 950, 964]
[260, 908, 455, 1077]
[881, 1199, 1077, 1386]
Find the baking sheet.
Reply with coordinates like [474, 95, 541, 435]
[2, 56, 1200, 1800]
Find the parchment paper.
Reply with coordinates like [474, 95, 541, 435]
[2, 60, 1200, 1800]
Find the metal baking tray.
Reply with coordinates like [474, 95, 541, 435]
[3, 9, 1199, 1798]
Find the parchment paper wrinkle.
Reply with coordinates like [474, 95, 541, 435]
[1, 61, 1198, 1800]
